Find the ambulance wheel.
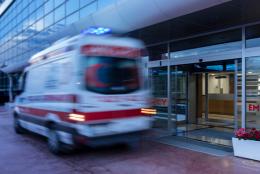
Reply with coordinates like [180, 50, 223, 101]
[13, 114, 25, 134]
[47, 128, 63, 155]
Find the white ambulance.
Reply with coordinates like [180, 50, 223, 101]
[13, 28, 155, 154]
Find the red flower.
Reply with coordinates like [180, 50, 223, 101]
[235, 128, 260, 141]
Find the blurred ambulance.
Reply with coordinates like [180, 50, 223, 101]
[13, 27, 156, 154]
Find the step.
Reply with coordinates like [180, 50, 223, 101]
[154, 136, 233, 157]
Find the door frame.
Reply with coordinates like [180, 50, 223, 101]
[147, 48, 242, 133]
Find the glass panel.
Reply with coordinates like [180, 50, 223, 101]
[236, 59, 242, 129]
[36, 6, 44, 21]
[80, 0, 96, 8]
[170, 41, 241, 59]
[246, 24, 260, 48]
[66, 0, 79, 15]
[55, 0, 66, 8]
[98, 0, 114, 9]
[150, 67, 168, 129]
[80, 1, 98, 18]
[246, 57, 260, 129]
[170, 29, 242, 53]
[44, 12, 54, 28]
[171, 66, 188, 124]
[66, 11, 79, 25]
[44, 0, 54, 15]
[54, 3, 65, 23]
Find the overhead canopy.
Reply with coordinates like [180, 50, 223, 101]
[50, 0, 230, 41]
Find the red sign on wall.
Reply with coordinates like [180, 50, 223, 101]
[248, 104, 260, 112]
[152, 98, 168, 107]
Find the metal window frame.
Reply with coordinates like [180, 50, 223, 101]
[242, 27, 246, 128]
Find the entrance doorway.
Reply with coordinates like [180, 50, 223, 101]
[171, 59, 241, 146]
[198, 72, 235, 127]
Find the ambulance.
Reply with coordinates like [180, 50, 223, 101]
[13, 27, 155, 154]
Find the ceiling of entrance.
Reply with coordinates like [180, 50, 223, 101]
[128, 0, 260, 45]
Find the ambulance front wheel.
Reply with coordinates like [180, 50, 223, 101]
[47, 127, 64, 155]
[13, 113, 26, 134]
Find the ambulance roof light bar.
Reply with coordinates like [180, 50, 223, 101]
[81, 27, 112, 35]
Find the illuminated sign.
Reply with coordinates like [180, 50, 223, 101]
[0, 0, 14, 16]
[247, 103, 260, 113]
[152, 98, 168, 107]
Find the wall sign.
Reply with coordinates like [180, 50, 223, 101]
[152, 98, 168, 107]
[247, 103, 260, 113]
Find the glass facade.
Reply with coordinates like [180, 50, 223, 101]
[0, 0, 115, 103]
[246, 57, 260, 129]
[150, 67, 168, 129]
[0, 0, 115, 68]
[1, 0, 260, 132]
[147, 26, 260, 133]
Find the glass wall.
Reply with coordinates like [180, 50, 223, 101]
[235, 59, 242, 129]
[245, 24, 260, 129]
[169, 29, 242, 55]
[246, 24, 260, 48]
[150, 67, 168, 129]
[0, 0, 115, 69]
[145, 24, 260, 131]
[0, 72, 8, 92]
[148, 29, 244, 131]
[246, 57, 260, 129]
[0, 0, 115, 97]
[170, 66, 188, 123]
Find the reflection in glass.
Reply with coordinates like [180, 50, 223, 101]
[54, 4, 65, 23]
[246, 24, 260, 48]
[246, 57, 260, 129]
[98, 0, 114, 9]
[55, 0, 66, 8]
[66, 11, 79, 25]
[66, 0, 79, 15]
[150, 67, 168, 129]
[80, 1, 97, 18]
[170, 41, 241, 59]
[44, 12, 54, 28]
[44, 0, 54, 15]
[171, 66, 187, 123]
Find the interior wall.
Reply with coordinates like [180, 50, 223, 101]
[200, 73, 234, 116]
[202, 74, 230, 94]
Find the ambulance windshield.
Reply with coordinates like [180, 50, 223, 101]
[84, 56, 140, 94]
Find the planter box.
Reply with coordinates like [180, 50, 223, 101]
[232, 137, 260, 161]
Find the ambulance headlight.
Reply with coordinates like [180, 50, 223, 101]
[141, 108, 157, 115]
[68, 113, 85, 122]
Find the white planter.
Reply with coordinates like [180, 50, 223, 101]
[232, 137, 260, 161]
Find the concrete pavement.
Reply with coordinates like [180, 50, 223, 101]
[1, 108, 260, 174]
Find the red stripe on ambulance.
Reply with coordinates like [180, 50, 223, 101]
[18, 106, 145, 123]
